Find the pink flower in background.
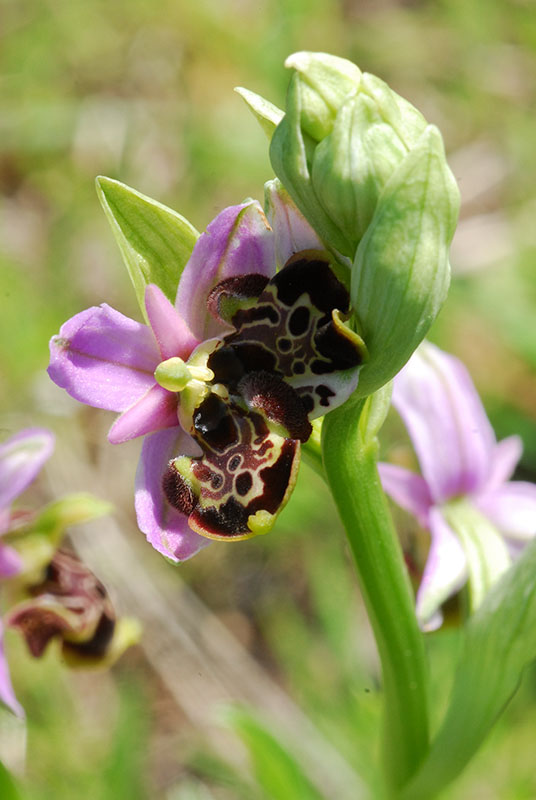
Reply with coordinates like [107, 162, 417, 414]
[48, 190, 364, 559]
[379, 342, 536, 629]
[0, 427, 55, 716]
[0, 429, 54, 578]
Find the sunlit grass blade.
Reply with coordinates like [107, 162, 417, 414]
[0, 761, 23, 800]
[224, 707, 325, 800]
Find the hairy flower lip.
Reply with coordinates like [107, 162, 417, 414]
[165, 249, 365, 542]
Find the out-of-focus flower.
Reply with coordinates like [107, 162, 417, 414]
[0, 428, 54, 715]
[6, 549, 139, 669]
[0, 428, 132, 716]
[49, 185, 366, 558]
[0, 428, 54, 579]
[379, 342, 536, 629]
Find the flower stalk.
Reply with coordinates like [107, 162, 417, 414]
[322, 393, 429, 792]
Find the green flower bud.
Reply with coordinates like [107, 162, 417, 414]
[243, 52, 460, 397]
[269, 51, 447, 261]
[352, 125, 459, 397]
[284, 51, 362, 142]
[270, 53, 362, 257]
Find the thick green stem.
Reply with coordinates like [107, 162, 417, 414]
[322, 395, 429, 793]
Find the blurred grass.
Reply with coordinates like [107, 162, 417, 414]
[1, 0, 536, 797]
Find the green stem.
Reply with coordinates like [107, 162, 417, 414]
[322, 394, 429, 793]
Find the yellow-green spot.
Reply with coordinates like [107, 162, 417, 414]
[247, 509, 275, 536]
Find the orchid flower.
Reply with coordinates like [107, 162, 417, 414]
[379, 341, 536, 630]
[0, 428, 54, 715]
[0, 428, 137, 716]
[48, 186, 366, 561]
[6, 548, 135, 669]
[0, 428, 55, 578]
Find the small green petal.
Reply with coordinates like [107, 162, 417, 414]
[234, 87, 284, 139]
[96, 176, 200, 321]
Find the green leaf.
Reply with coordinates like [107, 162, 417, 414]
[234, 88, 284, 139]
[96, 177, 200, 320]
[402, 539, 536, 800]
[0, 761, 24, 800]
[224, 707, 324, 800]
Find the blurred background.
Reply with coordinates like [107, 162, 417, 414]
[1, 0, 535, 797]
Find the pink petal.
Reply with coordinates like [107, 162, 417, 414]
[264, 179, 323, 268]
[416, 507, 468, 630]
[393, 342, 496, 504]
[0, 622, 24, 716]
[475, 481, 536, 542]
[0, 428, 54, 512]
[378, 462, 432, 527]
[135, 429, 209, 561]
[108, 384, 179, 444]
[0, 510, 9, 536]
[484, 435, 523, 492]
[48, 304, 160, 413]
[175, 201, 276, 341]
[144, 284, 200, 361]
[0, 545, 23, 578]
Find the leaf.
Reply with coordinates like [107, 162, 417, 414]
[96, 177, 200, 320]
[224, 707, 324, 800]
[234, 88, 284, 139]
[402, 539, 536, 799]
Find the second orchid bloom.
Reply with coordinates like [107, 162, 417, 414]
[49, 182, 366, 561]
[380, 342, 536, 629]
